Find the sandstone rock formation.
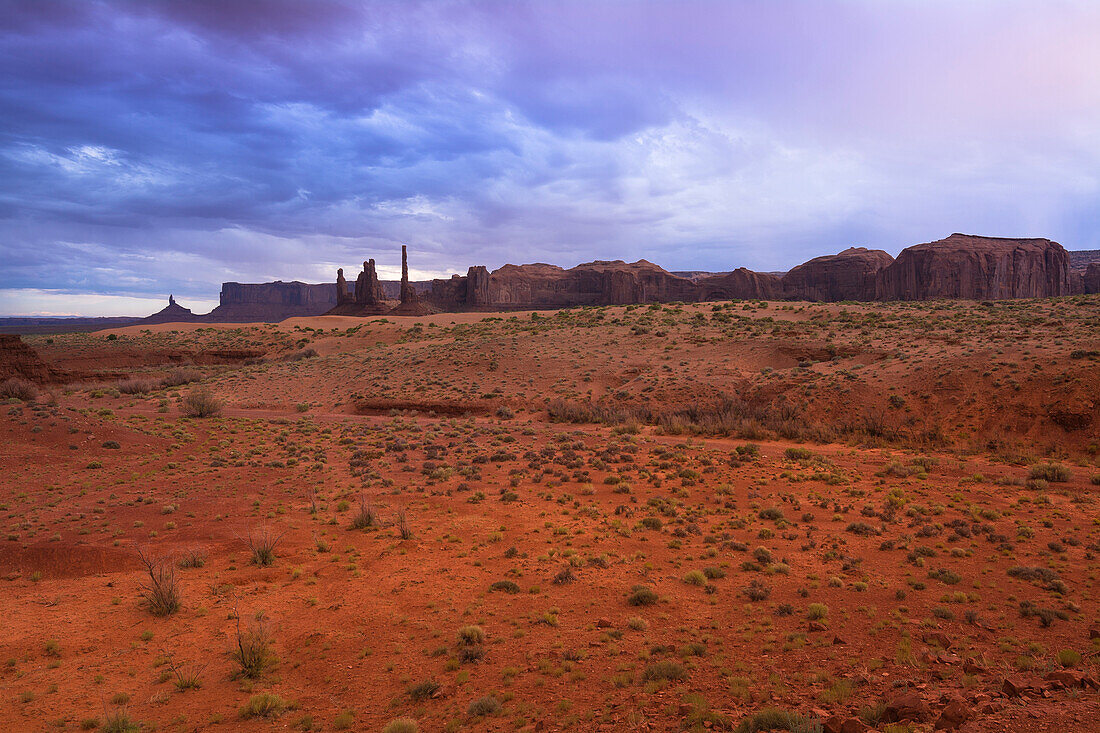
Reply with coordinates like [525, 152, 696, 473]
[875, 234, 1072, 300]
[782, 247, 893, 301]
[388, 245, 434, 316]
[0, 334, 68, 383]
[142, 295, 203, 325]
[328, 259, 388, 315]
[206, 281, 337, 322]
[1083, 263, 1100, 294]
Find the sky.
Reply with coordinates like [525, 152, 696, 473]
[2, 0, 1100, 316]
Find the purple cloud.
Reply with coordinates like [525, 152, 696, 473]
[1, 0, 1099, 315]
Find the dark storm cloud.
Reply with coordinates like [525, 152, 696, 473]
[1, 0, 1099, 315]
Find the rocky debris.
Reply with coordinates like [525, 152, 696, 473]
[0, 334, 70, 384]
[1001, 676, 1035, 698]
[922, 631, 952, 649]
[782, 247, 894, 301]
[882, 691, 931, 723]
[823, 715, 868, 733]
[1044, 670, 1100, 690]
[876, 233, 1072, 300]
[934, 692, 971, 730]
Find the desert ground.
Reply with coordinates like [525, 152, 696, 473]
[2, 295, 1100, 732]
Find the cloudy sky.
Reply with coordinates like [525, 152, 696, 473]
[2, 0, 1099, 316]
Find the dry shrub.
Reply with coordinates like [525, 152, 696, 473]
[118, 378, 154, 394]
[137, 547, 180, 616]
[232, 616, 276, 679]
[0, 378, 38, 401]
[245, 526, 284, 567]
[181, 388, 222, 418]
[162, 368, 201, 387]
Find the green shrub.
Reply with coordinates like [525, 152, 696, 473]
[1028, 462, 1070, 483]
[807, 603, 828, 621]
[239, 693, 285, 719]
[628, 585, 659, 606]
[644, 659, 687, 681]
[467, 695, 502, 716]
[383, 720, 419, 733]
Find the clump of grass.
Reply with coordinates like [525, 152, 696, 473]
[136, 548, 180, 616]
[645, 659, 687, 681]
[177, 548, 207, 569]
[245, 526, 284, 567]
[99, 708, 139, 733]
[162, 368, 201, 387]
[490, 580, 520, 594]
[232, 617, 275, 679]
[408, 680, 440, 701]
[383, 720, 419, 733]
[349, 495, 379, 530]
[396, 509, 413, 540]
[683, 570, 707, 586]
[734, 708, 819, 733]
[0, 378, 37, 402]
[1028, 461, 1070, 483]
[239, 693, 285, 719]
[807, 603, 828, 621]
[467, 695, 501, 716]
[181, 388, 221, 418]
[628, 585, 659, 606]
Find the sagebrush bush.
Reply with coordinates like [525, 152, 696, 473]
[0, 378, 37, 401]
[1028, 462, 1071, 483]
[117, 378, 153, 394]
[181, 388, 221, 417]
[161, 368, 201, 387]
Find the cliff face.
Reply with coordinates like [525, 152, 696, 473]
[696, 268, 781, 300]
[876, 234, 1072, 301]
[0, 334, 67, 383]
[1084, 263, 1100, 295]
[782, 247, 894, 301]
[207, 281, 336, 321]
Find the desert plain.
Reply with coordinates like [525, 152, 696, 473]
[2, 295, 1100, 732]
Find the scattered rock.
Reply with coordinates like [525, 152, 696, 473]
[883, 692, 930, 723]
[934, 693, 971, 730]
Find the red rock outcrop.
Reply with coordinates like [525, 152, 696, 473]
[0, 334, 69, 383]
[876, 234, 1072, 300]
[388, 245, 434, 316]
[696, 268, 781, 300]
[206, 281, 337, 322]
[142, 295, 204, 325]
[328, 259, 389, 316]
[782, 247, 894, 301]
[1083, 263, 1100, 294]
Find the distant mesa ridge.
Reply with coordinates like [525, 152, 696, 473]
[2, 233, 1094, 335]
[136, 233, 1100, 323]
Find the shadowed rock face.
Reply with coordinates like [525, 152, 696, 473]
[0, 334, 67, 383]
[142, 296, 202, 324]
[782, 247, 894, 301]
[1084, 263, 1100, 295]
[875, 234, 1072, 300]
[208, 281, 337, 321]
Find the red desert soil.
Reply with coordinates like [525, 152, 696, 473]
[2, 295, 1099, 732]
